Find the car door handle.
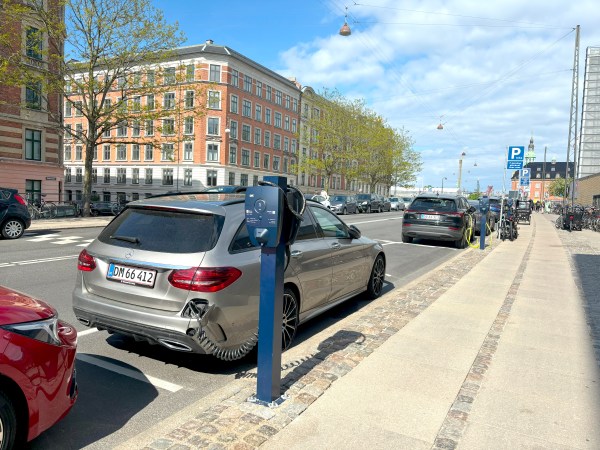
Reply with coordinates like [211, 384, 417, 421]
[290, 250, 303, 258]
[330, 242, 341, 250]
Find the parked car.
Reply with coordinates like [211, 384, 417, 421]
[90, 201, 117, 216]
[0, 187, 31, 239]
[401, 197, 414, 209]
[401, 193, 476, 248]
[468, 200, 495, 235]
[329, 195, 358, 214]
[0, 285, 78, 448]
[72, 193, 386, 361]
[480, 196, 501, 223]
[304, 194, 331, 209]
[381, 197, 392, 212]
[201, 185, 247, 193]
[389, 197, 405, 211]
[356, 193, 383, 213]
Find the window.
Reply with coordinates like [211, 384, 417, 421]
[64, 145, 71, 161]
[103, 144, 111, 160]
[162, 168, 173, 185]
[242, 149, 250, 166]
[209, 64, 220, 82]
[254, 127, 261, 145]
[292, 119, 297, 133]
[161, 143, 174, 160]
[207, 117, 219, 135]
[146, 70, 155, 86]
[293, 98, 298, 112]
[186, 64, 195, 82]
[76, 168, 82, 183]
[26, 82, 42, 109]
[26, 27, 42, 60]
[184, 168, 192, 186]
[117, 168, 126, 184]
[256, 81, 262, 97]
[240, 174, 248, 186]
[132, 96, 141, 111]
[273, 156, 280, 171]
[103, 127, 110, 138]
[144, 144, 153, 161]
[64, 101, 72, 117]
[164, 67, 176, 84]
[283, 157, 288, 173]
[242, 100, 251, 117]
[255, 104, 262, 121]
[274, 134, 281, 150]
[103, 191, 111, 202]
[74, 100, 82, 116]
[242, 124, 251, 142]
[184, 116, 194, 134]
[146, 94, 155, 110]
[253, 175, 259, 186]
[263, 154, 270, 170]
[92, 168, 97, 183]
[207, 170, 217, 187]
[274, 112, 282, 128]
[116, 144, 126, 160]
[103, 168, 111, 183]
[284, 137, 289, 152]
[266, 85, 272, 101]
[75, 145, 82, 160]
[230, 69, 239, 87]
[145, 120, 154, 136]
[117, 121, 127, 137]
[185, 90, 194, 108]
[229, 146, 237, 164]
[145, 168, 153, 184]
[229, 120, 238, 139]
[254, 151, 260, 168]
[75, 123, 83, 139]
[265, 108, 271, 125]
[132, 168, 139, 184]
[291, 139, 297, 154]
[164, 92, 175, 109]
[264, 131, 271, 148]
[285, 95, 290, 109]
[230, 95, 238, 114]
[229, 172, 236, 185]
[183, 142, 193, 160]
[207, 143, 218, 162]
[208, 91, 221, 109]
[162, 118, 175, 135]
[133, 72, 141, 87]
[284, 115, 290, 131]
[275, 90, 282, 105]
[244, 75, 252, 93]
[132, 120, 140, 136]
[25, 129, 41, 160]
[65, 169, 71, 183]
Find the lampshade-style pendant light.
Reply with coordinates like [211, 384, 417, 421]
[339, 6, 351, 36]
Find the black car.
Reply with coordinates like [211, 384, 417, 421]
[0, 187, 31, 239]
[402, 193, 476, 248]
[90, 202, 117, 216]
[356, 193, 383, 213]
[201, 185, 247, 193]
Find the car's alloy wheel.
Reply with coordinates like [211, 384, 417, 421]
[282, 288, 299, 351]
[0, 391, 18, 450]
[402, 234, 412, 243]
[1, 219, 24, 239]
[366, 255, 385, 299]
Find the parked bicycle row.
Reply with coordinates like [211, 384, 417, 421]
[554, 204, 600, 232]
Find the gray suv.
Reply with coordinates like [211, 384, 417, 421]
[73, 193, 385, 361]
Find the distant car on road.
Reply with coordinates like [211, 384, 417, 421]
[329, 195, 358, 214]
[0, 187, 31, 239]
[0, 285, 78, 448]
[401, 197, 414, 209]
[90, 201, 116, 216]
[381, 197, 392, 212]
[356, 193, 383, 213]
[304, 194, 331, 209]
[389, 197, 405, 211]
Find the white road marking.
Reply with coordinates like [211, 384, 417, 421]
[50, 237, 84, 245]
[77, 328, 99, 337]
[77, 239, 94, 247]
[27, 234, 61, 241]
[76, 353, 183, 393]
[10, 255, 78, 265]
[349, 216, 403, 225]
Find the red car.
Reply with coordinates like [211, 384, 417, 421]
[0, 286, 78, 448]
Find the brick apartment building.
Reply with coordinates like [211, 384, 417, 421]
[0, 0, 64, 203]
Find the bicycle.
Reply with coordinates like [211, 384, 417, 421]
[111, 201, 128, 215]
[27, 197, 57, 220]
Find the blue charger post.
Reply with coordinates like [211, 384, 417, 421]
[255, 176, 287, 404]
[479, 199, 489, 250]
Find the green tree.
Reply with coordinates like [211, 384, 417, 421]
[1, 0, 207, 216]
[549, 177, 572, 198]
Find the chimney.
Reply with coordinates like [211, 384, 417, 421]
[206, 39, 214, 45]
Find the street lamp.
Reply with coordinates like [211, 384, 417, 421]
[457, 151, 466, 193]
[441, 177, 447, 193]
[339, 6, 351, 36]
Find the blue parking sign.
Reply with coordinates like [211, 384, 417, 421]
[507, 146, 524, 170]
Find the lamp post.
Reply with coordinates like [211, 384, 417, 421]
[441, 177, 447, 193]
[457, 152, 466, 193]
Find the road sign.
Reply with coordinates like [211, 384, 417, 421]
[507, 146, 525, 170]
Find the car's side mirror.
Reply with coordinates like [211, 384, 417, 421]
[348, 225, 361, 239]
[468, 206, 476, 214]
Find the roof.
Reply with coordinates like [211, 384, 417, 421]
[510, 161, 574, 180]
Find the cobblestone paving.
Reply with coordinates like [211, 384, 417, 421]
[143, 246, 494, 450]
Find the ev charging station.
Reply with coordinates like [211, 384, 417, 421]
[244, 176, 303, 405]
[479, 197, 489, 250]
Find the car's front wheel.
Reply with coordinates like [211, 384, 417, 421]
[402, 234, 413, 243]
[0, 390, 19, 450]
[1, 219, 25, 239]
[282, 287, 299, 351]
[366, 254, 385, 299]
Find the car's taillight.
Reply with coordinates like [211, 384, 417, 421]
[14, 194, 27, 205]
[77, 249, 96, 271]
[569, 215, 574, 220]
[168, 267, 242, 292]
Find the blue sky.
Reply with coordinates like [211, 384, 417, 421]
[153, 0, 600, 193]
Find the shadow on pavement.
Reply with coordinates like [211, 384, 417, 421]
[571, 253, 600, 362]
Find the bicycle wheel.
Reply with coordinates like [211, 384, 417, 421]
[43, 202, 58, 219]
[111, 203, 121, 215]
[27, 204, 39, 220]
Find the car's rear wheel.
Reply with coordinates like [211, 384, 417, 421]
[366, 206, 371, 213]
[1, 219, 25, 239]
[342, 207, 347, 215]
[366, 254, 385, 299]
[282, 287, 299, 351]
[455, 231, 467, 249]
[0, 391, 18, 450]
[402, 234, 412, 243]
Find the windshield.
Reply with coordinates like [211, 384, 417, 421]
[331, 196, 345, 202]
[410, 198, 457, 212]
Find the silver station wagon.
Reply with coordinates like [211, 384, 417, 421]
[73, 193, 386, 361]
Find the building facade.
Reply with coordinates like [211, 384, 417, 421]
[0, 0, 64, 202]
[511, 160, 574, 203]
[578, 46, 600, 179]
[63, 40, 302, 203]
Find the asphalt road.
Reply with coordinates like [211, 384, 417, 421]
[0, 210, 461, 449]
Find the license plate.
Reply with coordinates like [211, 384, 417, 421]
[421, 214, 439, 220]
[107, 263, 156, 288]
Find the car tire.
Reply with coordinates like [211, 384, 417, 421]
[455, 231, 467, 249]
[366, 206, 371, 213]
[90, 210, 99, 217]
[402, 234, 412, 243]
[1, 219, 25, 239]
[282, 287, 299, 351]
[0, 390, 18, 450]
[342, 207, 347, 215]
[365, 254, 385, 299]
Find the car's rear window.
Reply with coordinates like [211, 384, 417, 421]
[98, 207, 224, 253]
[410, 198, 457, 212]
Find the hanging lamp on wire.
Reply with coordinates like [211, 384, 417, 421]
[339, 6, 351, 36]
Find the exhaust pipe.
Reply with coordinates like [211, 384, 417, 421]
[77, 317, 91, 326]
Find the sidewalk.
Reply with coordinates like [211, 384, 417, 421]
[35, 214, 600, 449]
[27, 216, 112, 231]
